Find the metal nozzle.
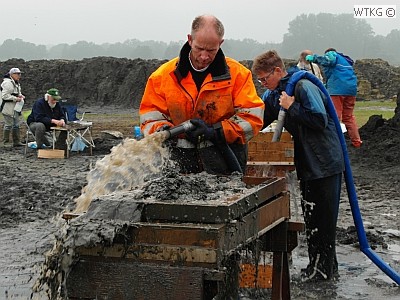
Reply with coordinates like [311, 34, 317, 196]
[165, 120, 195, 139]
[272, 109, 286, 142]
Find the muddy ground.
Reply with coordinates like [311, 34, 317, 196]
[0, 110, 399, 300]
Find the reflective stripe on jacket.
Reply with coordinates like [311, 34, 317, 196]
[139, 43, 264, 145]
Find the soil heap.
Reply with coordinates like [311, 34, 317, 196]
[1, 57, 399, 109]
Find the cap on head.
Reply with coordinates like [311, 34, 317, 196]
[9, 68, 22, 75]
[47, 88, 62, 100]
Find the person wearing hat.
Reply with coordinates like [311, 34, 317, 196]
[1, 67, 26, 147]
[27, 88, 67, 150]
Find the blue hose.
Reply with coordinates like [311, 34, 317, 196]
[284, 71, 400, 285]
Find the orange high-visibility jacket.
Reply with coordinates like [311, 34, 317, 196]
[139, 46, 264, 145]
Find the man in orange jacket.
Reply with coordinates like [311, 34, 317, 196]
[140, 15, 264, 175]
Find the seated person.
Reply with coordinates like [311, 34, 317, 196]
[27, 88, 67, 150]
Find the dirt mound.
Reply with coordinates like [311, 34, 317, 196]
[347, 93, 400, 172]
[1, 57, 399, 110]
[1, 57, 167, 109]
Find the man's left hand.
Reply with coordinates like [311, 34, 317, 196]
[279, 91, 295, 110]
[54, 119, 65, 127]
[186, 119, 215, 143]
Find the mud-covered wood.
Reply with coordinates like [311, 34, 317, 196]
[245, 163, 296, 179]
[67, 257, 205, 300]
[68, 177, 292, 299]
[262, 220, 304, 253]
[140, 177, 287, 223]
[75, 193, 289, 268]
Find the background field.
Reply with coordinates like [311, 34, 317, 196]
[0, 100, 396, 141]
[354, 100, 396, 127]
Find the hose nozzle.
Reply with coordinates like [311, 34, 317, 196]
[272, 109, 286, 142]
[165, 120, 195, 139]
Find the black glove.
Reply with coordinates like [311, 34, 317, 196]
[156, 124, 171, 132]
[186, 119, 215, 144]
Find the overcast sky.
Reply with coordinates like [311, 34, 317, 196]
[4, 0, 398, 46]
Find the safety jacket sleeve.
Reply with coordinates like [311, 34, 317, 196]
[139, 78, 173, 135]
[218, 62, 264, 144]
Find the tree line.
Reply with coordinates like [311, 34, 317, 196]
[1, 13, 399, 66]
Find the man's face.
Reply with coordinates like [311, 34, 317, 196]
[48, 96, 58, 108]
[11, 73, 21, 81]
[257, 67, 282, 90]
[188, 29, 223, 70]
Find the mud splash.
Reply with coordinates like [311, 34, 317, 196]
[73, 132, 170, 213]
[33, 132, 172, 298]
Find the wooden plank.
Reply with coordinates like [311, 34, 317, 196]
[288, 221, 305, 232]
[239, 264, 272, 289]
[67, 258, 205, 300]
[248, 131, 294, 164]
[126, 223, 223, 247]
[220, 194, 290, 252]
[140, 177, 287, 223]
[262, 220, 303, 253]
[245, 164, 295, 178]
[75, 193, 289, 266]
[252, 131, 292, 142]
[77, 244, 219, 266]
[37, 149, 65, 159]
[248, 147, 294, 162]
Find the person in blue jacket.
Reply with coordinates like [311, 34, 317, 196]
[27, 88, 67, 150]
[306, 48, 362, 148]
[252, 50, 345, 282]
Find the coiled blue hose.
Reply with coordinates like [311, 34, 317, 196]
[281, 70, 400, 285]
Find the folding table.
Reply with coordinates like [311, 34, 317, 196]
[51, 121, 95, 158]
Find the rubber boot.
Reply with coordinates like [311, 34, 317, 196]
[2, 129, 11, 147]
[12, 128, 25, 147]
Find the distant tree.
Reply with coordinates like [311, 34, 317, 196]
[280, 13, 374, 59]
[380, 29, 400, 65]
[140, 40, 168, 59]
[131, 45, 154, 59]
[123, 39, 142, 49]
[163, 41, 183, 59]
[0, 38, 47, 60]
[48, 43, 70, 59]
[223, 38, 268, 60]
[103, 42, 132, 58]
[63, 41, 106, 60]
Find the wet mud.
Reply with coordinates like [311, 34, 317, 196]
[0, 112, 400, 299]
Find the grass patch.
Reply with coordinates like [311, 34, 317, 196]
[354, 100, 396, 127]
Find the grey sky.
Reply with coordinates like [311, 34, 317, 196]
[4, 0, 398, 46]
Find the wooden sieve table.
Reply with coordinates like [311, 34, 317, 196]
[65, 177, 303, 300]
